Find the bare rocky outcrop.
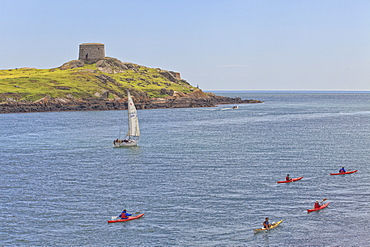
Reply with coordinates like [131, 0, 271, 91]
[59, 60, 85, 70]
[159, 70, 179, 83]
[96, 57, 141, 74]
[59, 57, 142, 74]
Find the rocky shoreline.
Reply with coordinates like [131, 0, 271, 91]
[0, 92, 263, 114]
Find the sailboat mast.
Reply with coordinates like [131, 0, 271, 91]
[127, 90, 131, 138]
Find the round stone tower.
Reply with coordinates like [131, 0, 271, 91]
[79, 43, 105, 62]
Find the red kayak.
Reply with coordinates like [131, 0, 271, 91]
[108, 213, 145, 223]
[330, 170, 358, 175]
[307, 202, 330, 212]
[277, 177, 303, 183]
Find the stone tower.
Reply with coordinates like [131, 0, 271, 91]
[79, 43, 105, 62]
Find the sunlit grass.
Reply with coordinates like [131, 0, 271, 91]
[0, 60, 197, 101]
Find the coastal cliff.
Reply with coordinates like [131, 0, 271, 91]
[0, 57, 263, 113]
[0, 90, 262, 113]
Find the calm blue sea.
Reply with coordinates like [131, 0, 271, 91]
[1, 91, 369, 246]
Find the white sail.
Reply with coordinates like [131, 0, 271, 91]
[127, 90, 140, 138]
[113, 90, 140, 147]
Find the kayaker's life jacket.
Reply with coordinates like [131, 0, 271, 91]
[119, 212, 132, 219]
[314, 202, 320, 208]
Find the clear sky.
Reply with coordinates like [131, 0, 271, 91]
[1, 0, 370, 91]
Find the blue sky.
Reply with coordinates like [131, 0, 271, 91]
[1, 0, 369, 90]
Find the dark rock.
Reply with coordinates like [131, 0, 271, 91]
[101, 90, 109, 99]
[0, 92, 263, 114]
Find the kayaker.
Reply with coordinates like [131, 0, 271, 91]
[119, 209, 132, 219]
[339, 167, 346, 173]
[263, 217, 271, 229]
[286, 174, 291, 181]
[314, 200, 321, 209]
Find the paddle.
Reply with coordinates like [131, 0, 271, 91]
[319, 198, 327, 206]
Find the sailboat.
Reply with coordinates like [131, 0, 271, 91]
[113, 90, 140, 147]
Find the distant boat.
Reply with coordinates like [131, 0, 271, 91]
[113, 90, 140, 147]
[232, 106, 238, 109]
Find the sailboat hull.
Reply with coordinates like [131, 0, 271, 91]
[113, 140, 139, 147]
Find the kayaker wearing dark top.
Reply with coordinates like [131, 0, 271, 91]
[119, 209, 132, 219]
[286, 174, 291, 181]
[263, 217, 271, 229]
[339, 167, 346, 173]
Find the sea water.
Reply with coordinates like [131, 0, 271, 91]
[1, 92, 369, 246]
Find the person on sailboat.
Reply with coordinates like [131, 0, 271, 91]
[339, 167, 346, 173]
[119, 209, 132, 219]
[286, 174, 291, 181]
[114, 139, 123, 144]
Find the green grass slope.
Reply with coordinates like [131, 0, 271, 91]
[0, 57, 198, 102]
